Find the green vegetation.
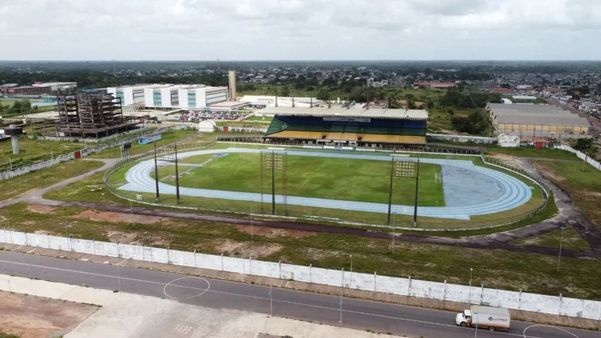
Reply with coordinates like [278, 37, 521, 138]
[485, 146, 579, 160]
[0, 160, 103, 201]
[534, 159, 601, 229]
[0, 136, 82, 171]
[56, 143, 547, 230]
[154, 152, 445, 206]
[88, 129, 199, 159]
[2, 201, 600, 299]
[513, 226, 590, 252]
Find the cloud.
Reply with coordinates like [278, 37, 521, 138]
[0, 0, 599, 60]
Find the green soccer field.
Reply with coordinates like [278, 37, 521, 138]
[155, 152, 445, 207]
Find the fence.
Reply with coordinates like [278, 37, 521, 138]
[0, 125, 192, 182]
[0, 229, 599, 321]
[554, 144, 601, 171]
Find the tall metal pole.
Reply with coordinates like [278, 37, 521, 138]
[413, 156, 420, 226]
[174, 143, 180, 203]
[271, 150, 276, 215]
[153, 144, 160, 201]
[387, 157, 394, 224]
[260, 151, 264, 213]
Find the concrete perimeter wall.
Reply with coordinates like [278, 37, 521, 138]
[554, 144, 601, 171]
[0, 229, 599, 321]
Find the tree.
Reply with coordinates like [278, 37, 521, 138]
[574, 138, 594, 152]
[316, 88, 331, 101]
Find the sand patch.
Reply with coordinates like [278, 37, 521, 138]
[27, 204, 56, 214]
[0, 291, 98, 338]
[77, 209, 169, 225]
[106, 230, 138, 244]
[217, 239, 282, 258]
[235, 224, 316, 239]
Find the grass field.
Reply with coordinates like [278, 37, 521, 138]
[154, 152, 445, 206]
[87, 129, 200, 159]
[0, 136, 83, 171]
[0, 160, 103, 201]
[533, 159, 601, 230]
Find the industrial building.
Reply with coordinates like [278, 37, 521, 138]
[56, 92, 138, 138]
[1, 82, 77, 95]
[486, 103, 590, 140]
[106, 84, 228, 110]
[263, 106, 428, 146]
[239, 95, 321, 108]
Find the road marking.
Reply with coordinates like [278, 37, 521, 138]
[523, 324, 580, 338]
[0, 257, 582, 338]
[163, 276, 210, 300]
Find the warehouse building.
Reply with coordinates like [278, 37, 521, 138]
[106, 84, 229, 110]
[263, 106, 428, 146]
[486, 103, 590, 140]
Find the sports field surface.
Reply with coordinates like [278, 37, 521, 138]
[156, 152, 445, 206]
[117, 147, 534, 220]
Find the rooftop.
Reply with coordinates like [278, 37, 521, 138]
[487, 103, 590, 127]
[261, 106, 428, 120]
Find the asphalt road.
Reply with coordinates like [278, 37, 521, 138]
[0, 251, 598, 338]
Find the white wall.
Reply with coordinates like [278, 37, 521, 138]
[0, 229, 599, 321]
[178, 89, 189, 109]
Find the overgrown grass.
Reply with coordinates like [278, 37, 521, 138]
[0, 160, 103, 201]
[534, 160, 601, 229]
[87, 129, 198, 159]
[513, 226, 590, 252]
[0, 136, 82, 171]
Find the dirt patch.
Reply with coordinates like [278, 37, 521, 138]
[235, 224, 316, 239]
[0, 291, 98, 338]
[489, 153, 524, 169]
[106, 230, 139, 244]
[27, 204, 56, 214]
[217, 239, 283, 258]
[76, 209, 170, 225]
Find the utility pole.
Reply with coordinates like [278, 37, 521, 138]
[387, 157, 394, 224]
[174, 143, 180, 203]
[271, 150, 276, 215]
[153, 144, 160, 201]
[413, 156, 420, 226]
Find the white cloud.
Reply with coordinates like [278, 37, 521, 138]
[0, 0, 599, 60]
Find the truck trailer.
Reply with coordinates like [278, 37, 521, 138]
[455, 305, 511, 331]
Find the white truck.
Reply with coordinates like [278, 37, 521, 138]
[455, 305, 511, 331]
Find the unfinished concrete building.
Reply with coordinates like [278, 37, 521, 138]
[56, 92, 138, 138]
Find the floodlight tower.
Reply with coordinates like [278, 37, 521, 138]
[4, 124, 24, 155]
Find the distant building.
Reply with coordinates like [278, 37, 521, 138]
[4, 82, 77, 95]
[263, 106, 428, 146]
[486, 103, 590, 140]
[239, 95, 320, 108]
[106, 84, 228, 110]
[413, 81, 456, 89]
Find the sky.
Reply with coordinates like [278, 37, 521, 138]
[0, 0, 600, 61]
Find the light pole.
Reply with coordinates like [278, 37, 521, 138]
[468, 267, 474, 304]
[349, 254, 353, 288]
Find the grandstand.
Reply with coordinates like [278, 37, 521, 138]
[262, 106, 428, 146]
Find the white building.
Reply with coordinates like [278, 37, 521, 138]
[107, 84, 228, 110]
[239, 95, 320, 108]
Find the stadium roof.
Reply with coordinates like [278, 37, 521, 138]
[261, 106, 428, 120]
[487, 103, 590, 127]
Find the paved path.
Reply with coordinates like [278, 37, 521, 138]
[119, 148, 533, 220]
[0, 158, 118, 209]
[0, 250, 598, 338]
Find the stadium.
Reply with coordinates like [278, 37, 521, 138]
[261, 106, 428, 146]
[107, 141, 547, 230]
